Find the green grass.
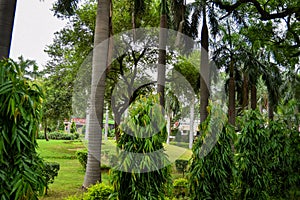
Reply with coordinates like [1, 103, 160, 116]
[37, 140, 86, 159]
[36, 139, 193, 199]
[37, 140, 86, 200]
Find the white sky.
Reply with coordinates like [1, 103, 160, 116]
[10, 0, 195, 67]
[10, 0, 67, 67]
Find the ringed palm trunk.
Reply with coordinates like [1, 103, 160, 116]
[0, 0, 17, 59]
[200, 4, 209, 123]
[157, 0, 167, 108]
[83, 0, 110, 188]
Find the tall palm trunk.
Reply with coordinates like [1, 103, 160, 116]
[189, 96, 195, 149]
[157, 0, 167, 108]
[228, 59, 235, 126]
[251, 84, 257, 110]
[200, 4, 209, 123]
[0, 0, 17, 59]
[83, 0, 110, 188]
[242, 72, 249, 110]
[268, 98, 274, 120]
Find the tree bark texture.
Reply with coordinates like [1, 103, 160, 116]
[0, 0, 17, 59]
[83, 0, 110, 188]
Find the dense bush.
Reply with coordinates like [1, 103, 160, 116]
[64, 183, 114, 200]
[172, 178, 188, 198]
[42, 162, 60, 195]
[0, 59, 46, 199]
[189, 105, 235, 200]
[174, 159, 188, 176]
[111, 95, 172, 200]
[76, 149, 112, 172]
[83, 182, 114, 200]
[38, 131, 79, 140]
[76, 149, 88, 170]
[236, 109, 300, 199]
[70, 122, 77, 134]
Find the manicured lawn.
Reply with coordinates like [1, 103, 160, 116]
[37, 139, 86, 200]
[37, 139, 192, 199]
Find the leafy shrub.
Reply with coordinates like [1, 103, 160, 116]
[76, 149, 111, 172]
[173, 178, 188, 198]
[110, 95, 172, 200]
[43, 162, 60, 194]
[0, 59, 46, 199]
[175, 160, 188, 176]
[38, 131, 79, 140]
[83, 182, 114, 200]
[108, 128, 115, 137]
[38, 131, 46, 139]
[189, 105, 235, 200]
[71, 121, 77, 134]
[76, 149, 88, 170]
[101, 164, 111, 172]
[82, 125, 86, 135]
[236, 108, 300, 199]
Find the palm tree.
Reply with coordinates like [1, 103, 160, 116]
[199, 2, 210, 123]
[54, 0, 111, 187]
[187, 0, 219, 123]
[0, 0, 17, 59]
[83, 0, 111, 187]
[157, 0, 167, 107]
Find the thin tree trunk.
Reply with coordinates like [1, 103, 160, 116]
[200, 5, 210, 123]
[83, 0, 110, 188]
[104, 106, 109, 140]
[0, 0, 16, 59]
[44, 120, 49, 141]
[251, 84, 257, 110]
[157, 0, 167, 108]
[268, 99, 274, 120]
[228, 60, 235, 126]
[166, 112, 171, 144]
[242, 72, 249, 110]
[189, 96, 195, 149]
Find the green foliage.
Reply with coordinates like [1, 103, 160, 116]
[38, 131, 79, 140]
[111, 95, 172, 200]
[43, 162, 60, 194]
[174, 159, 188, 176]
[76, 149, 111, 172]
[236, 109, 300, 199]
[83, 182, 114, 200]
[70, 121, 77, 134]
[0, 59, 46, 199]
[235, 110, 270, 199]
[172, 178, 188, 199]
[76, 149, 88, 170]
[189, 104, 235, 200]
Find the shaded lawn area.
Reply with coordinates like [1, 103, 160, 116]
[37, 139, 192, 200]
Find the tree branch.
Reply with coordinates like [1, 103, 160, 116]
[215, 0, 300, 20]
